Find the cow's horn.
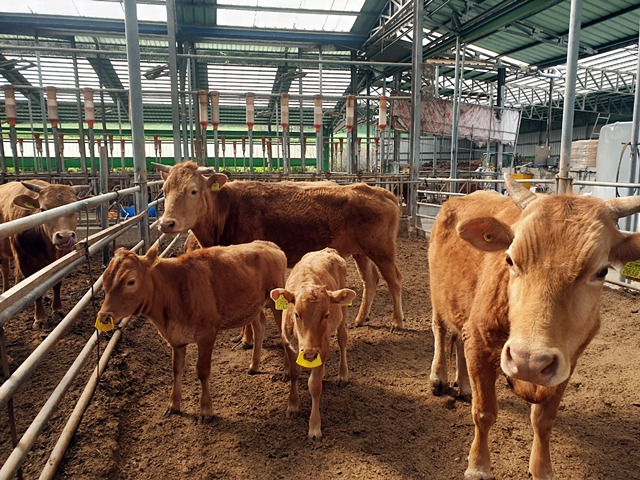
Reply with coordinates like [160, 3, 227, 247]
[604, 196, 640, 219]
[21, 182, 42, 193]
[504, 173, 536, 210]
[151, 162, 171, 173]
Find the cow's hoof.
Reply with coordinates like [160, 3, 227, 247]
[241, 342, 253, 350]
[430, 380, 446, 397]
[286, 408, 300, 419]
[308, 432, 322, 441]
[464, 467, 495, 480]
[248, 368, 259, 375]
[199, 415, 215, 424]
[163, 407, 180, 417]
[337, 378, 349, 387]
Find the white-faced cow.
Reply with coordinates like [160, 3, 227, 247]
[97, 240, 287, 421]
[0, 180, 87, 329]
[270, 248, 356, 440]
[428, 173, 640, 480]
[152, 161, 403, 331]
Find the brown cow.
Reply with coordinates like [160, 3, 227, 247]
[428, 174, 640, 480]
[97, 240, 287, 421]
[270, 248, 356, 440]
[0, 180, 87, 329]
[152, 161, 403, 331]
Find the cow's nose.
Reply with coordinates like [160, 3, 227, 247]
[501, 341, 560, 386]
[303, 348, 319, 361]
[158, 218, 176, 233]
[54, 231, 76, 249]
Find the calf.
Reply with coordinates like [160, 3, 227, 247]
[0, 180, 87, 328]
[429, 174, 640, 479]
[97, 240, 287, 421]
[270, 248, 356, 440]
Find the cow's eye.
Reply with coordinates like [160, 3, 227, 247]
[324, 313, 329, 319]
[39, 206, 47, 212]
[190, 189, 197, 195]
[506, 255, 513, 266]
[127, 279, 135, 286]
[596, 268, 608, 278]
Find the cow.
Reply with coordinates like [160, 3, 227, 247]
[97, 240, 287, 421]
[0, 180, 87, 329]
[151, 161, 404, 331]
[428, 173, 640, 480]
[270, 248, 356, 440]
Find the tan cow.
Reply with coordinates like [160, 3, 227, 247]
[428, 174, 640, 480]
[152, 161, 403, 331]
[0, 180, 87, 328]
[270, 248, 356, 440]
[97, 240, 286, 421]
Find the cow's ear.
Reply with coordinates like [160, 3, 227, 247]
[144, 244, 160, 266]
[457, 217, 514, 252]
[206, 173, 228, 191]
[610, 233, 640, 265]
[13, 194, 40, 210]
[328, 288, 357, 306]
[270, 288, 294, 304]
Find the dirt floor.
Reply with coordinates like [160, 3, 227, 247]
[1, 234, 639, 480]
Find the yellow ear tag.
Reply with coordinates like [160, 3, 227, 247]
[275, 294, 289, 310]
[95, 316, 115, 332]
[210, 182, 220, 191]
[483, 234, 493, 243]
[296, 351, 322, 368]
[343, 291, 353, 306]
[24, 202, 36, 209]
[152, 257, 161, 268]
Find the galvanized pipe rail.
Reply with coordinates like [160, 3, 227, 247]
[0, 230, 180, 480]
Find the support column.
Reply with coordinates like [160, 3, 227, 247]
[124, 0, 150, 250]
[166, 0, 182, 163]
[557, 0, 583, 195]
[409, 0, 423, 223]
[450, 36, 461, 189]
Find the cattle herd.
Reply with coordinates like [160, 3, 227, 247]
[4, 163, 640, 479]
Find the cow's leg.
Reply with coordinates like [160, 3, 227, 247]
[0, 258, 10, 293]
[529, 381, 567, 480]
[454, 335, 471, 399]
[465, 342, 499, 480]
[32, 297, 48, 330]
[370, 254, 404, 330]
[286, 347, 301, 418]
[353, 254, 379, 327]
[336, 314, 349, 386]
[248, 311, 265, 374]
[52, 281, 63, 314]
[307, 363, 325, 440]
[429, 311, 449, 396]
[166, 345, 186, 415]
[196, 337, 216, 421]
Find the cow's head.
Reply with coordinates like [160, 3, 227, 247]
[457, 174, 640, 389]
[97, 245, 159, 327]
[153, 161, 228, 234]
[270, 285, 355, 363]
[13, 182, 87, 251]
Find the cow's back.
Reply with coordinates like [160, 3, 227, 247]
[175, 241, 286, 330]
[429, 191, 521, 332]
[220, 181, 399, 265]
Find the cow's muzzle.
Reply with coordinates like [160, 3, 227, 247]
[501, 339, 568, 387]
[54, 231, 77, 250]
[158, 218, 177, 233]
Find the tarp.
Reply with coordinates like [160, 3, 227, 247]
[391, 97, 520, 146]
